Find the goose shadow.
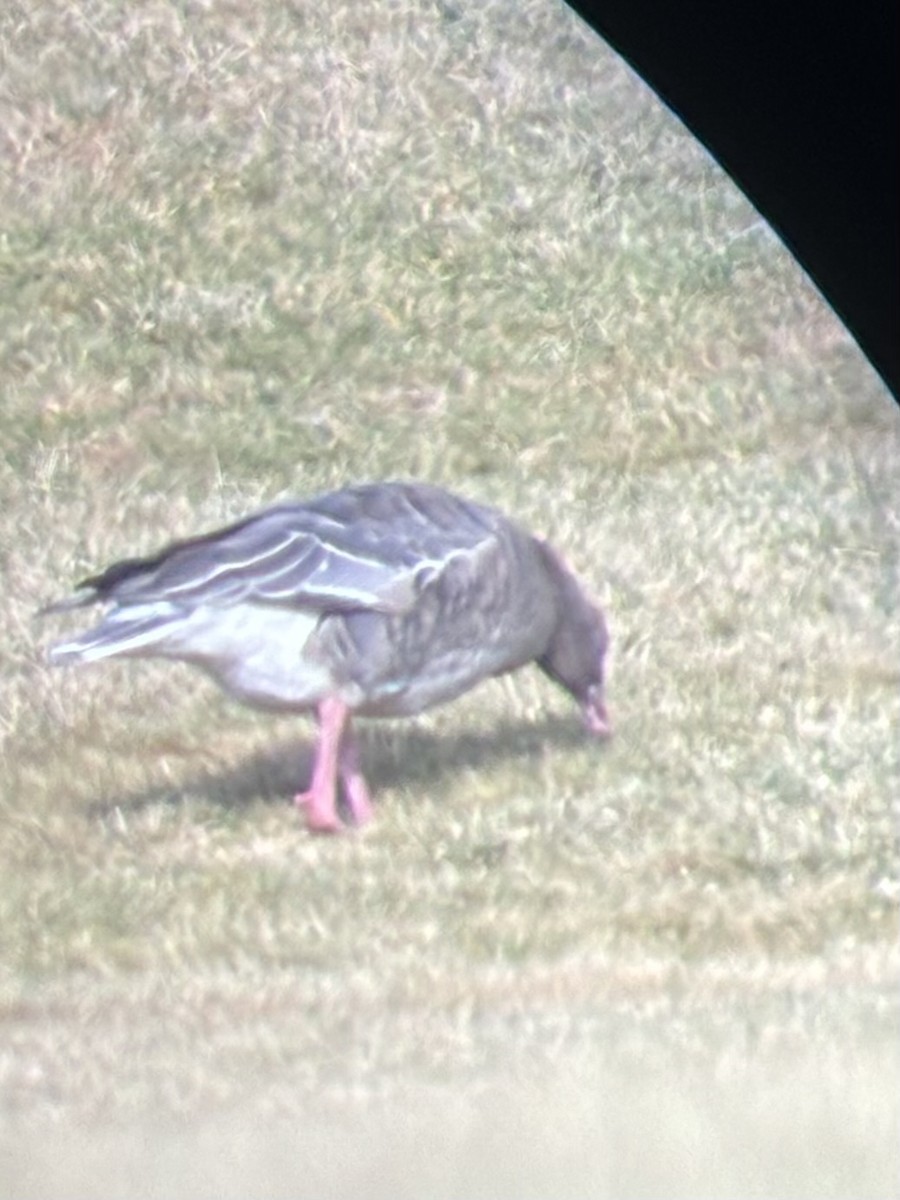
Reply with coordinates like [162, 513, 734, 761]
[88, 711, 606, 820]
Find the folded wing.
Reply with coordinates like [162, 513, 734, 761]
[43, 485, 503, 618]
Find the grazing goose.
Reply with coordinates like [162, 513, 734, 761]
[41, 481, 611, 832]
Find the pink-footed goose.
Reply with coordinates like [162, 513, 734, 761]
[42, 481, 610, 832]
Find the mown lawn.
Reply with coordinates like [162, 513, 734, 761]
[1, 2, 897, 1196]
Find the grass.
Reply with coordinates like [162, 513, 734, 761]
[1, 1, 898, 1196]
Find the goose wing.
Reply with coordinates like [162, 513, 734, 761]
[45, 483, 503, 617]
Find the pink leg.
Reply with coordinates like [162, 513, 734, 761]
[338, 727, 374, 826]
[294, 696, 349, 834]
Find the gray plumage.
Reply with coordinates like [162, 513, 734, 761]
[41, 481, 610, 831]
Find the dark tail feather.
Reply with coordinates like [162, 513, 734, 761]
[36, 587, 101, 618]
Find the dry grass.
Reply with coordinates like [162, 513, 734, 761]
[1, 1, 897, 1196]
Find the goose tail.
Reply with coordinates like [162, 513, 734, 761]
[44, 604, 184, 666]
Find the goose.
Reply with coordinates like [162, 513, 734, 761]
[41, 481, 611, 832]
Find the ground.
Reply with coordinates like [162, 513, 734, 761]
[0, 2, 897, 1197]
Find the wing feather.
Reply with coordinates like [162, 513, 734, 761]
[55, 484, 505, 617]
